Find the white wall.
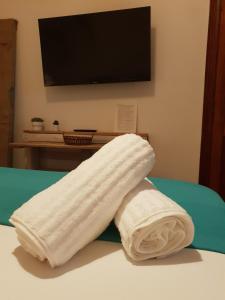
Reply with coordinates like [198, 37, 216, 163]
[0, 0, 209, 182]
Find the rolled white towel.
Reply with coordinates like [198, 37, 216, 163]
[10, 134, 155, 267]
[114, 179, 194, 261]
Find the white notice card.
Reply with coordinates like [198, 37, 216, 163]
[115, 104, 137, 133]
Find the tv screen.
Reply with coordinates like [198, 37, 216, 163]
[38, 7, 151, 86]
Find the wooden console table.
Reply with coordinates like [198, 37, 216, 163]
[10, 132, 149, 171]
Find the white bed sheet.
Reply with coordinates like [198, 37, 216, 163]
[1, 225, 225, 300]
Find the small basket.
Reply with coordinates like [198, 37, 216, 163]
[63, 133, 93, 145]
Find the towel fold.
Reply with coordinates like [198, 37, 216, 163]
[10, 134, 155, 267]
[114, 179, 194, 261]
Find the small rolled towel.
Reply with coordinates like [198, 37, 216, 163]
[114, 179, 194, 261]
[10, 134, 155, 267]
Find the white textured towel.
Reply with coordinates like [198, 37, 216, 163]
[115, 179, 194, 261]
[10, 134, 155, 267]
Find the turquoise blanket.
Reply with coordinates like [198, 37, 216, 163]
[0, 167, 224, 254]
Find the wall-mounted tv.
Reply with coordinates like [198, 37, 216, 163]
[38, 7, 151, 86]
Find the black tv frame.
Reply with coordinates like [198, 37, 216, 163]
[38, 6, 151, 86]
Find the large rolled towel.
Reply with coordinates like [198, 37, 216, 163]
[115, 179, 194, 261]
[10, 134, 155, 267]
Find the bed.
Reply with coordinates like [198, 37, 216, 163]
[0, 167, 225, 299]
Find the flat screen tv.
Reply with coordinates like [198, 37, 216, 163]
[38, 7, 151, 86]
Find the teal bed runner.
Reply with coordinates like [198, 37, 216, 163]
[0, 167, 224, 254]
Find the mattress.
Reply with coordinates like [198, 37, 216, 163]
[1, 167, 225, 299]
[1, 224, 225, 300]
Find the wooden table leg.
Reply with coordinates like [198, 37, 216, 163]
[25, 148, 40, 169]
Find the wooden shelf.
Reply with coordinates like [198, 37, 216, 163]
[9, 141, 104, 150]
[10, 131, 149, 171]
[23, 130, 148, 139]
